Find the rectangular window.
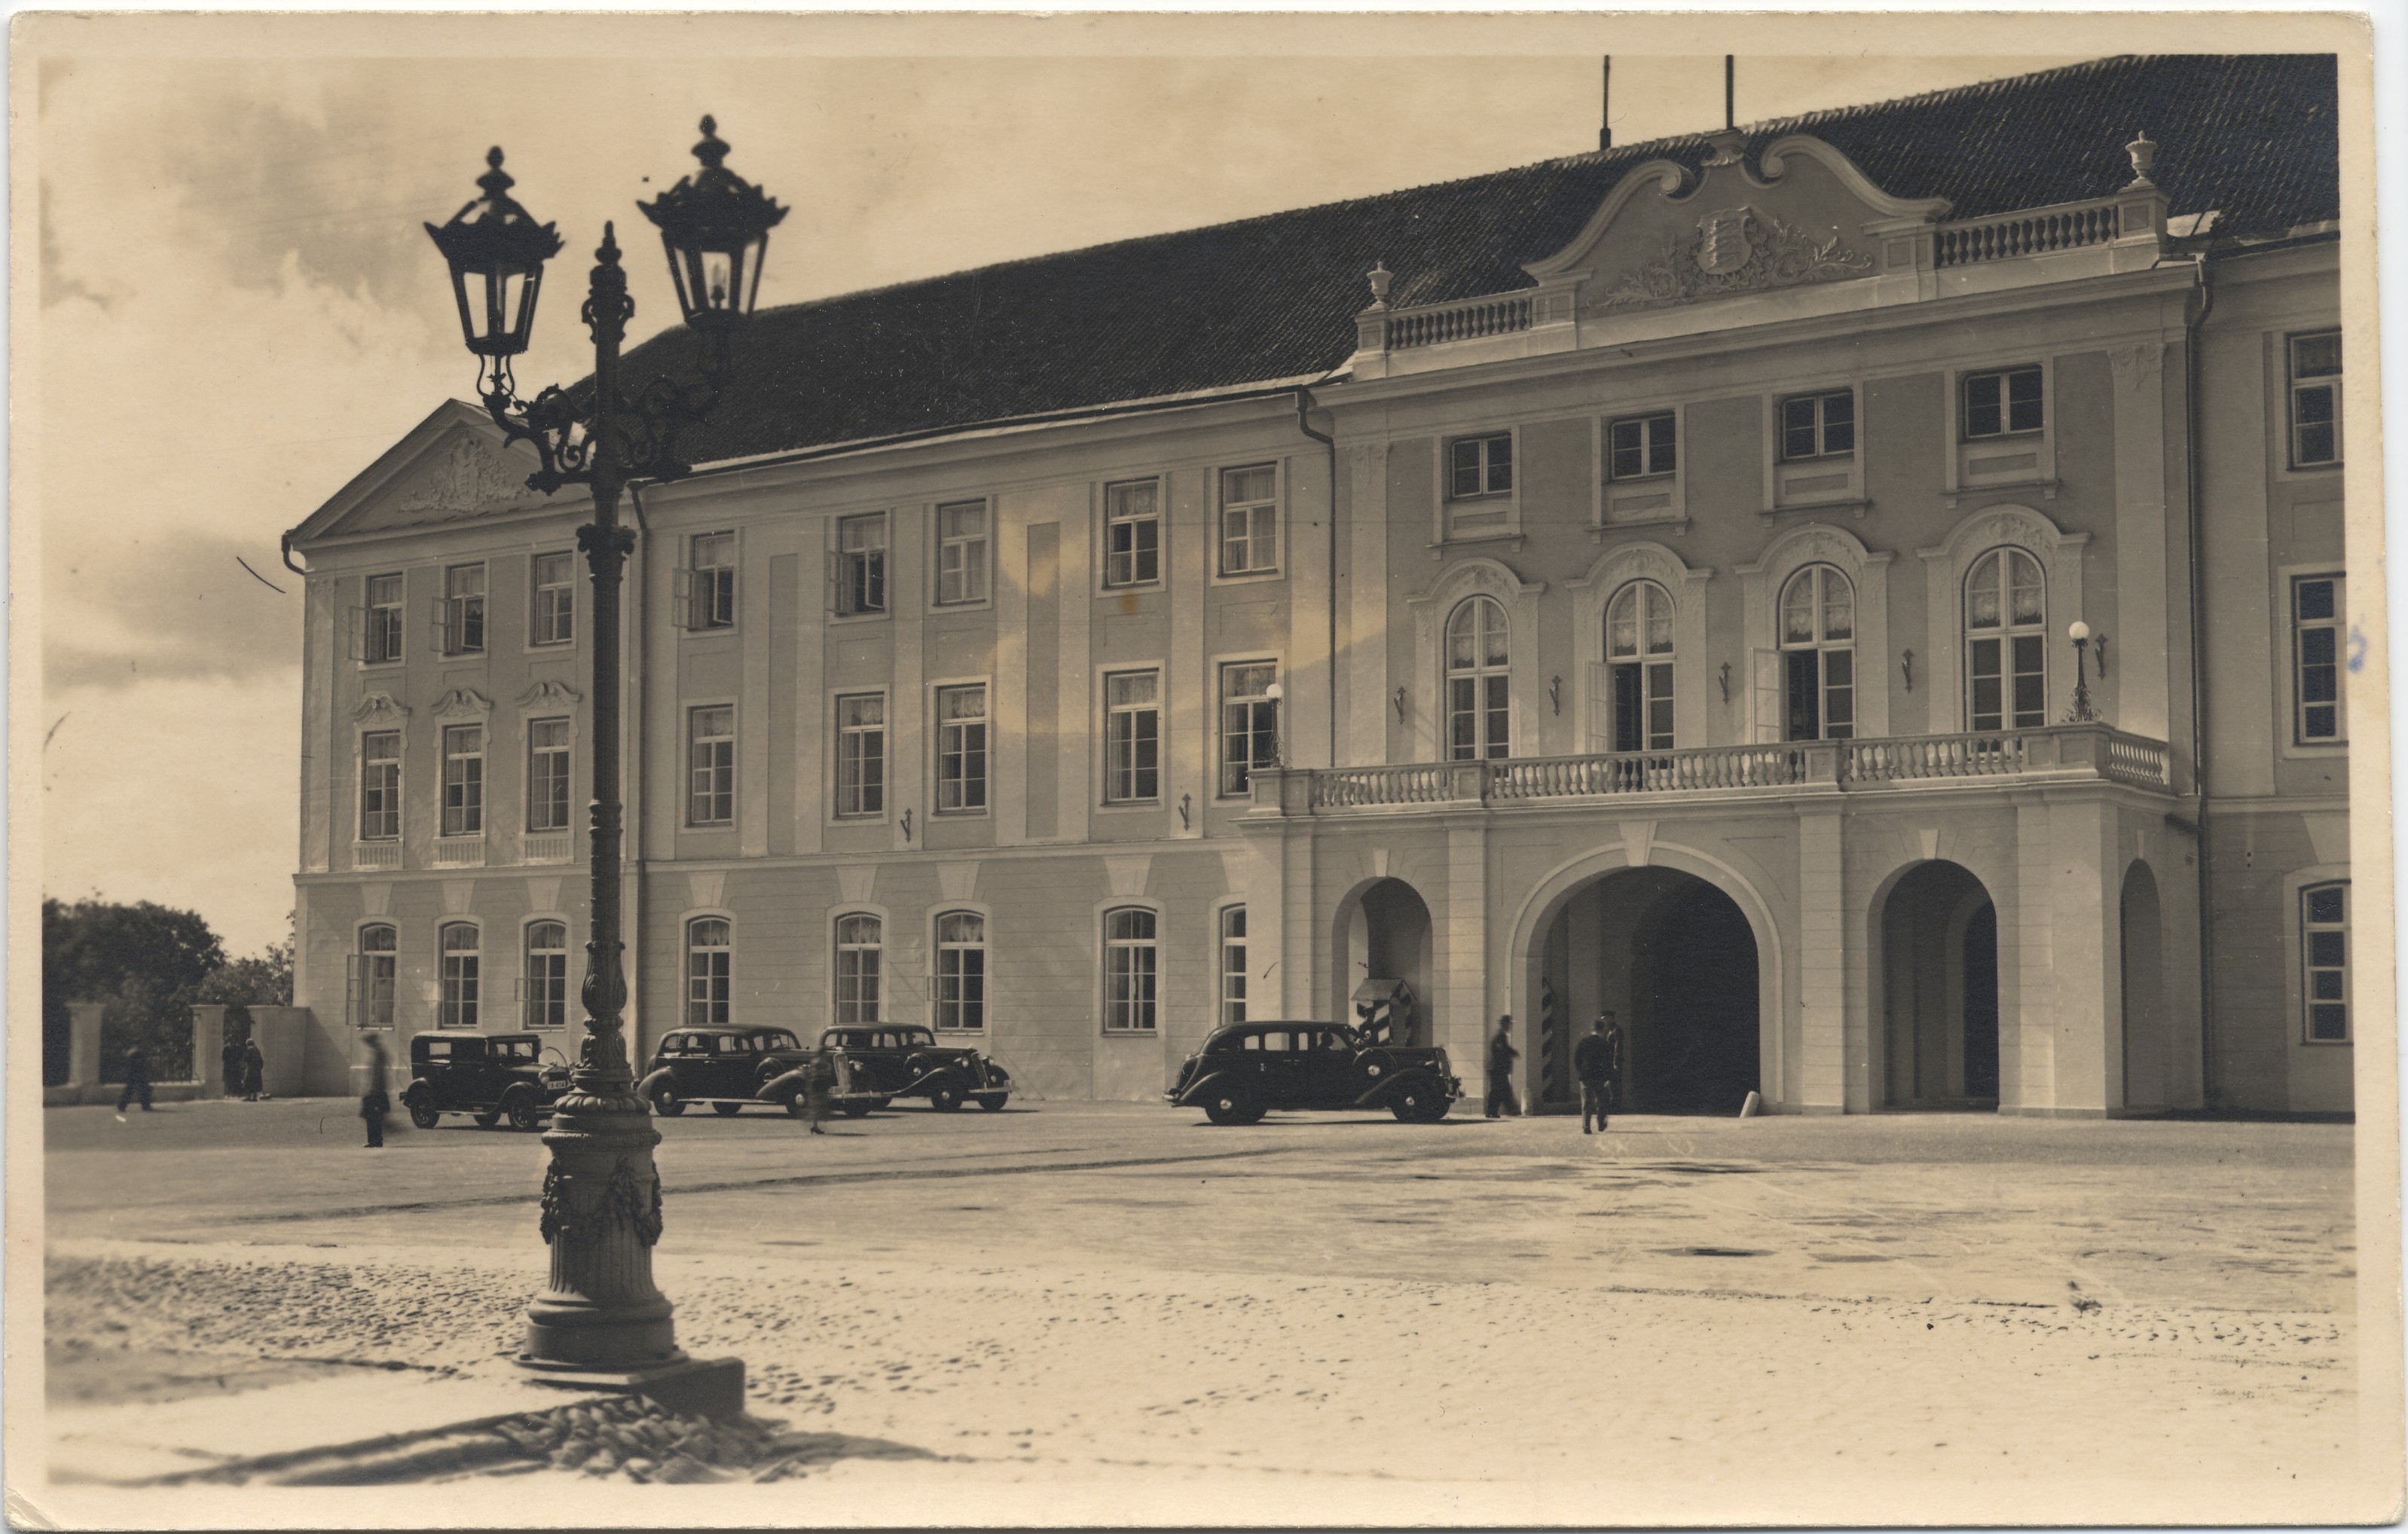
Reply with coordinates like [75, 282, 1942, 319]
[1448, 432, 1513, 498]
[364, 573, 405, 664]
[1219, 463, 1279, 575]
[1963, 365, 2045, 439]
[835, 915, 882, 1025]
[527, 717, 572, 833]
[360, 731, 401, 840]
[936, 500, 989, 605]
[1784, 652, 1854, 741]
[836, 693, 886, 817]
[2290, 332, 2342, 468]
[356, 927, 396, 1029]
[441, 564, 486, 655]
[687, 531, 736, 630]
[530, 552, 576, 646]
[935, 912, 986, 1031]
[835, 514, 886, 615]
[1219, 661, 1278, 796]
[2303, 883, 2350, 1043]
[1220, 905, 1247, 1026]
[1969, 636, 2046, 732]
[439, 925, 481, 1030]
[1104, 908, 1157, 1032]
[1780, 390, 1855, 460]
[935, 684, 988, 813]
[1105, 479, 1160, 588]
[1105, 670, 1160, 803]
[1608, 412, 1677, 480]
[2293, 574, 2345, 743]
[440, 724, 484, 838]
[687, 705, 734, 825]
[524, 923, 569, 1029]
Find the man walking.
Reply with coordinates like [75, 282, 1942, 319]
[360, 1035, 392, 1148]
[1484, 1014, 1520, 1120]
[1574, 1011, 1622, 1134]
[115, 1044, 153, 1120]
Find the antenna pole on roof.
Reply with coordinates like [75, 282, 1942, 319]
[1725, 55, 1734, 130]
[1599, 56, 1612, 151]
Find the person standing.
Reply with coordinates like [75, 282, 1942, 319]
[802, 1049, 836, 1135]
[1484, 1014, 1520, 1120]
[115, 1045, 153, 1120]
[360, 1035, 392, 1148]
[240, 1037, 265, 1102]
[221, 1037, 244, 1100]
[1573, 1012, 1622, 1134]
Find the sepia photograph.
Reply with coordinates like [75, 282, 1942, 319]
[10, 10, 2400, 1528]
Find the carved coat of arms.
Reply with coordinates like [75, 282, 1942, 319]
[1696, 207, 1755, 275]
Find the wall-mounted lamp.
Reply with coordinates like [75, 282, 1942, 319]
[900, 808, 913, 842]
[1548, 675, 1562, 715]
[1901, 648, 1915, 692]
[2067, 620, 2099, 722]
[1716, 662, 1731, 704]
[1392, 686, 1407, 720]
[1178, 792, 1192, 830]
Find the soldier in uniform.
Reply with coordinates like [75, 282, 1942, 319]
[1484, 1015, 1520, 1119]
[1573, 1011, 1622, 1134]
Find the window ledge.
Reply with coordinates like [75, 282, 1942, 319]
[1210, 568, 1286, 587]
[1096, 801, 1163, 814]
[1760, 499, 1873, 520]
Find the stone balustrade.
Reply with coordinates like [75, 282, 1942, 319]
[1933, 197, 2123, 266]
[1255, 723, 2172, 814]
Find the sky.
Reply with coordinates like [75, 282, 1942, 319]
[28, 16, 2111, 955]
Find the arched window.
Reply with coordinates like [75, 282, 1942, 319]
[1966, 549, 2045, 731]
[355, 924, 396, 1030]
[686, 918, 731, 1027]
[835, 914, 882, 1025]
[935, 912, 986, 1031]
[439, 922, 481, 1029]
[1103, 907, 1158, 1032]
[1605, 579, 1676, 751]
[1777, 565, 1855, 741]
[2302, 882, 2350, 1044]
[1446, 596, 1510, 761]
[524, 921, 569, 1028]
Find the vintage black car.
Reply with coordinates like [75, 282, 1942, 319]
[817, 1025, 1011, 1112]
[637, 1026, 886, 1118]
[1167, 1020, 1461, 1124]
[400, 1031, 572, 1130]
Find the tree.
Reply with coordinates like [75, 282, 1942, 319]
[43, 897, 227, 1084]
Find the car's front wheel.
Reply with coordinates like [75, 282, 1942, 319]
[504, 1093, 543, 1132]
[651, 1086, 686, 1117]
[472, 1111, 500, 1129]
[1202, 1086, 1261, 1126]
[406, 1100, 440, 1130]
[928, 1085, 965, 1112]
[978, 1094, 1008, 1112]
[711, 1101, 744, 1117]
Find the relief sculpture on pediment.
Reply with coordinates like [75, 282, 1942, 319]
[1592, 206, 1873, 313]
[395, 435, 542, 518]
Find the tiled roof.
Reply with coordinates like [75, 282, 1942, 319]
[620, 53, 2338, 466]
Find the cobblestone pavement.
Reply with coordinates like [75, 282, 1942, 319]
[38, 1099, 2383, 1521]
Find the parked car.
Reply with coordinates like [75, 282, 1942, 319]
[637, 1026, 886, 1118]
[817, 1025, 1012, 1112]
[1167, 1020, 1461, 1124]
[400, 1031, 572, 1130]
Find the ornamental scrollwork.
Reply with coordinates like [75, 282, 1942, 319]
[1594, 210, 1873, 313]
[539, 1163, 570, 1245]
[537, 1158, 662, 1247]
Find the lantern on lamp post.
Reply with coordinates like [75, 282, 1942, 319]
[2067, 620, 2100, 723]
[423, 120, 784, 1413]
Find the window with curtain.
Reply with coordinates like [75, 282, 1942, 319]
[1777, 565, 1854, 741]
[1965, 549, 2046, 731]
[935, 911, 986, 1031]
[686, 917, 731, 1026]
[1103, 907, 1158, 1031]
[1605, 580, 1675, 751]
[524, 921, 569, 1028]
[356, 924, 396, 1029]
[1446, 597, 1511, 760]
[439, 923, 481, 1029]
[835, 914, 882, 1025]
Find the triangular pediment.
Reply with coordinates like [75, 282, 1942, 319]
[288, 400, 558, 550]
[1525, 133, 1952, 316]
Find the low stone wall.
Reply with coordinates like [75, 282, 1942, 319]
[44, 1004, 352, 1104]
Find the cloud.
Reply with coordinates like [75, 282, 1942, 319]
[45, 527, 304, 692]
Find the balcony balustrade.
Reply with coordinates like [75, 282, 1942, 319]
[1254, 723, 2171, 815]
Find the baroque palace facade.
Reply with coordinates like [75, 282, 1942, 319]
[288, 54, 2356, 1114]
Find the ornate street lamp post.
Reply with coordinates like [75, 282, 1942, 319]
[2067, 619, 2100, 723]
[425, 119, 784, 1407]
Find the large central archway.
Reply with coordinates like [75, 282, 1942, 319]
[1536, 867, 1762, 1115]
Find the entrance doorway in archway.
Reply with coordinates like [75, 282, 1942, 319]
[1539, 868, 1760, 1115]
[1339, 879, 1435, 1047]
[2121, 861, 2167, 1112]
[1879, 860, 1999, 1109]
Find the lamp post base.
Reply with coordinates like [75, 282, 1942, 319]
[518, 1355, 749, 1421]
